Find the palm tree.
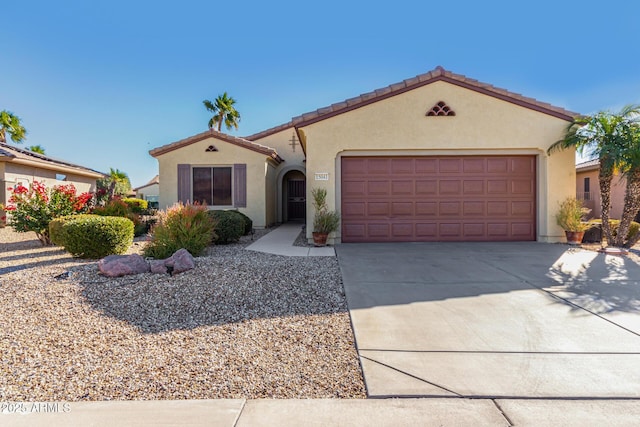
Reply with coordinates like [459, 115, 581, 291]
[614, 123, 640, 247]
[98, 168, 132, 199]
[0, 110, 27, 144]
[27, 145, 45, 154]
[547, 105, 640, 247]
[202, 92, 241, 132]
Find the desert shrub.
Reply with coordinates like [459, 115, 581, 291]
[93, 198, 130, 217]
[208, 210, 244, 244]
[589, 219, 640, 240]
[93, 198, 148, 237]
[144, 202, 215, 259]
[228, 210, 253, 235]
[122, 197, 148, 213]
[62, 215, 134, 258]
[49, 214, 95, 246]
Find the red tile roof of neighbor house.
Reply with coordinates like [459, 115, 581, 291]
[148, 129, 284, 163]
[0, 142, 106, 178]
[291, 66, 580, 127]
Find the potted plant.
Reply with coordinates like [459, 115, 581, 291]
[555, 197, 592, 245]
[311, 188, 340, 247]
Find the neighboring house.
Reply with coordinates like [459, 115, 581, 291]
[576, 159, 637, 221]
[132, 175, 160, 208]
[150, 66, 578, 243]
[0, 142, 105, 211]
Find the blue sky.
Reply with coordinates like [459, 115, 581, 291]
[2, 1, 640, 187]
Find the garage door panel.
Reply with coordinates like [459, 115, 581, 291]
[487, 158, 509, 173]
[415, 159, 438, 173]
[439, 180, 461, 194]
[343, 201, 366, 216]
[391, 202, 413, 216]
[416, 180, 437, 194]
[367, 202, 389, 216]
[391, 159, 414, 174]
[341, 156, 535, 242]
[416, 202, 437, 216]
[391, 180, 413, 194]
[439, 159, 462, 173]
[342, 180, 366, 196]
[512, 179, 534, 194]
[463, 180, 484, 194]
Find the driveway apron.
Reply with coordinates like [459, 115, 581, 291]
[336, 242, 640, 398]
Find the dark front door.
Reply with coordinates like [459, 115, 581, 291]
[287, 179, 306, 221]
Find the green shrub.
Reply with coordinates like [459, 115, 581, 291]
[93, 198, 130, 217]
[228, 210, 253, 235]
[589, 219, 640, 240]
[62, 215, 134, 258]
[144, 202, 215, 259]
[49, 214, 95, 246]
[122, 197, 148, 213]
[93, 198, 147, 237]
[208, 210, 245, 244]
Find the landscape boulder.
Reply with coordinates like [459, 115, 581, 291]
[165, 248, 195, 275]
[149, 259, 168, 274]
[98, 254, 150, 277]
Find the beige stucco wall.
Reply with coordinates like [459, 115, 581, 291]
[576, 169, 626, 220]
[300, 80, 576, 243]
[252, 127, 307, 223]
[154, 136, 272, 228]
[135, 183, 159, 200]
[3, 162, 97, 193]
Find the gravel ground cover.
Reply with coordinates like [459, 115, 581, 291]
[0, 227, 366, 401]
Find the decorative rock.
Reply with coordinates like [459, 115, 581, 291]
[165, 248, 195, 274]
[98, 254, 150, 277]
[149, 259, 168, 274]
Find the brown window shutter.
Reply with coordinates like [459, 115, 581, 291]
[233, 164, 247, 208]
[177, 164, 191, 203]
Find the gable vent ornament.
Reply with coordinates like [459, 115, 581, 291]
[426, 101, 456, 116]
[205, 145, 218, 152]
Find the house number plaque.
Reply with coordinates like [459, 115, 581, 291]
[314, 173, 329, 181]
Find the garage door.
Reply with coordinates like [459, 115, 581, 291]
[341, 156, 536, 242]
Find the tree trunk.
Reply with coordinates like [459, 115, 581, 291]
[599, 167, 614, 245]
[616, 169, 640, 248]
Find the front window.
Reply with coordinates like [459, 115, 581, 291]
[192, 166, 232, 206]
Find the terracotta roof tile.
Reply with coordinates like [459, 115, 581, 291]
[149, 129, 283, 164]
[291, 66, 579, 127]
[243, 121, 293, 141]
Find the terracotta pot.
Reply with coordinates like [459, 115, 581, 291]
[312, 232, 328, 247]
[565, 230, 585, 245]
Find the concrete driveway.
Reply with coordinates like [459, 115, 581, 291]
[336, 242, 640, 398]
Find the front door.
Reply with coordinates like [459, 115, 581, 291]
[287, 179, 306, 221]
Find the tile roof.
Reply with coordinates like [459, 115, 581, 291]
[576, 159, 600, 170]
[149, 129, 283, 163]
[132, 174, 159, 191]
[0, 142, 106, 178]
[243, 121, 293, 141]
[291, 66, 580, 127]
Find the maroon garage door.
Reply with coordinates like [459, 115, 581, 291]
[341, 156, 536, 242]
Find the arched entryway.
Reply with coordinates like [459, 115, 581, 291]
[279, 169, 306, 223]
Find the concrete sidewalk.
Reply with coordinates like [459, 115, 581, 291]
[245, 223, 335, 256]
[4, 398, 640, 426]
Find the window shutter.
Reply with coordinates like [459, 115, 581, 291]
[177, 164, 191, 203]
[233, 164, 247, 208]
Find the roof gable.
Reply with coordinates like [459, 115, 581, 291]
[291, 66, 579, 128]
[149, 129, 283, 163]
